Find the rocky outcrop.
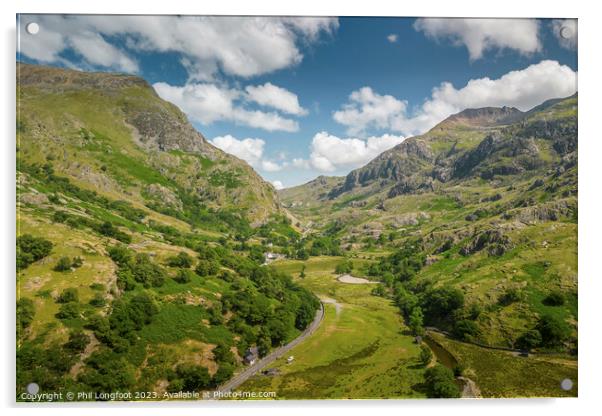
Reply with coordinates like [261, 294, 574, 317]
[460, 229, 514, 257]
[144, 183, 183, 211]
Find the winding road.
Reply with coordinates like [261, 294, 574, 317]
[207, 301, 325, 399]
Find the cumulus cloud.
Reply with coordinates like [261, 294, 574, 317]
[209, 135, 286, 172]
[18, 15, 338, 79]
[333, 87, 407, 135]
[153, 82, 299, 132]
[551, 19, 578, 50]
[387, 34, 398, 43]
[245, 82, 308, 115]
[272, 180, 284, 190]
[334, 60, 577, 137]
[414, 18, 541, 61]
[294, 132, 405, 172]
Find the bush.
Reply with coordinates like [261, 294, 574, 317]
[174, 268, 195, 284]
[420, 344, 433, 366]
[17, 298, 35, 333]
[57, 288, 79, 303]
[195, 259, 219, 277]
[498, 287, 523, 306]
[54, 256, 74, 272]
[536, 314, 570, 347]
[335, 260, 353, 274]
[543, 290, 565, 306]
[64, 330, 90, 353]
[453, 320, 480, 341]
[17, 234, 53, 270]
[175, 364, 212, 391]
[89, 293, 106, 307]
[515, 329, 542, 351]
[424, 365, 461, 398]
[56, 302, 80, 320]
[167, 252, 193, 268]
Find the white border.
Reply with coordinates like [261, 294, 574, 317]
[2, 1, 601, 415]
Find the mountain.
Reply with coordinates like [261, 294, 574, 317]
[280, 94, 577, 348]
[16, 63, 320, 397]
[17, 63, 281, 227]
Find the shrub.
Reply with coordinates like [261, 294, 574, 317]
[195, 259, 219, 277]
[54, 256, 74, 272]
[17, 298, 35, 333]
[453, 320, 480, 341]
[335, 260, 353, 274]
[515, 329, 542, 351]
[424, 365, 461, 398]
[57, 288, 79, 303]
[56, 302, 80, 320]
[64, 330, 90, 353]
[420, 344, 433, 366]
[174, 268, 195, 284]
[175, 364, 212, 391]
[536, 314, 570, 347]
[543, 290, 565, 306]
[17, 234, 53, 269]
[498, 287, 523, 306]
[89, 293, 106, 307]
[167, 252, 193, 268]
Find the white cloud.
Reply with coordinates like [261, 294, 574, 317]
[272, 180, 284, 190]
[334, 60, 577, 137]
[387, 34, 398, 43]
[299, 132, 405, 172]
[551, 19, 578, 50]
[333, 87, 407, 135]
[414, 18, 541, 61]
[209, 135, 286, 172]
[153, 82, 299, 132]
[19, 15, 338, 79]
[245, 83, 308, 115]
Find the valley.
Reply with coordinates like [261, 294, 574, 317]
[16, 63, 577, 400]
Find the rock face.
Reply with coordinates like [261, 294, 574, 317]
[145, 184, 183, 211]
[460, 229, 514, 257]
[320, 93, 577, 202]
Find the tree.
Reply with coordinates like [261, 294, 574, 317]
[176, 364, 212, 391]
[17, 234, 53, 270]
[420, 344, 433, 366]
[64, 330, 90, 353]
[453, 320, 480, 341]
[57, 288, 79, 303]
[195, 259, 219, 277]
[17, 298, 35, 333]
[56, 302, 80, 320]
[212, 363, 234, 386]
[167, 252, 193, 268]
[299, 264, 306, 278]
[409, 307, 425, 336]
[175, 268, 195, 284]
[424, 365, 461, 398]
[515, 329, 542, 351]
[54, 256, 73, 272]
[536, 314, 570, 347]
[335, 260, 353, 274]
[422, 287, 465, 324]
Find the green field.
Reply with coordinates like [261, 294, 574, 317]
[239, 256, 427, 399]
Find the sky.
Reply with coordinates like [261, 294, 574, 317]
[17, 15, 578, 189]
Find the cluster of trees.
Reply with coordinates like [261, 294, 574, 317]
[515, 314, 571, 351]
[17, 234, 53, 270]
[108, 245, 168, 290]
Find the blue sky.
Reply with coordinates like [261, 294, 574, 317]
[17, 15, 578, 188]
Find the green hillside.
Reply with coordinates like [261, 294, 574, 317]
[16, 63, 318, 399]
